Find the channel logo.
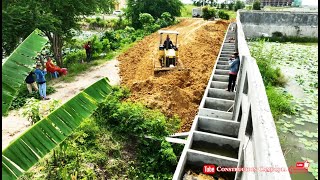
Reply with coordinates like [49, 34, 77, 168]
[203, 164, 216, 174]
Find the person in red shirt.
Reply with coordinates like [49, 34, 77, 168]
[84, 41, 92, 62]
[46, 57, 68, 76]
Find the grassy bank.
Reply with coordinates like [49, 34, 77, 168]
[19, 87, 183, 179]
[249, 39, 295, 120]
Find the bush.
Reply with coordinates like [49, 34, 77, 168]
[63, 50, 86, 67]
[156, 12, 175, 28]
[10, 85, 56, 110]
[272, 31, 283, 37]
[266, 86, 295, 120]
[221, 3, 226, 9]
[94, 86, 181, 179]
[139, 13, 155, 26]
[114, 15, 130, 30]
[22, 98, 60, 124]
[228, 3, 234, 10]
[246, 5, 253, 10]
[253, 0, 261, 10]
[90, 35, 104, 58]
[234, 0, 245, 11]
[250, 40, 287, 87]
[217, 10, 230, 20]
[202, 6, 217, 20]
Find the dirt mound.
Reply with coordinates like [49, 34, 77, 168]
[118, 18, 231, 132]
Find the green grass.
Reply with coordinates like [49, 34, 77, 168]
[266, 86, 295, 120]
[249, 40, 295, 120]
[180, 5, 237, 19]
[19, 86, 181, 179]
[223, 10, 237, 19]
[181, 4, 196, 17]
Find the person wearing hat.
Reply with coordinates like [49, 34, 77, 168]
[34, 64, 50, 100]
[227, 52, 240, 92]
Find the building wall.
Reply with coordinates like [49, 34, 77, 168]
[239, 10, 318, 38]
[261, 0, 293, 6]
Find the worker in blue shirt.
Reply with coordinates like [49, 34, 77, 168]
[34, 64, 50, 100]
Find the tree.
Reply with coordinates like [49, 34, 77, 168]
[126, 0, 183, 29]
[228, 2, 234, 10]
[221, 2, 226, 9]
[202, 6, 217, 20]
[234, 0, 245, 11]
[253, 0, 261, 10]
[192, 0, 216, 6]
[2, 0, 115, 67]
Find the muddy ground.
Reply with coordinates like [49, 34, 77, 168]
[118, 18, 231, 132]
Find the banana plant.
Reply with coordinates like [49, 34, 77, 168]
[2, 29, 48, 115]
[2, 78, 113, 179]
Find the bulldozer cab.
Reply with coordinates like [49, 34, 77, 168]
[154, 30, 188, 73]
[159, 30, 179, 50]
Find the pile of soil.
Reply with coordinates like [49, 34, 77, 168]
[118, 18, 231, 132]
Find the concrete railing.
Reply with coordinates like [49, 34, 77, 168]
[232, 11, 291, 179]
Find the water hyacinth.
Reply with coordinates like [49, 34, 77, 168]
[249, 41, 318, 180]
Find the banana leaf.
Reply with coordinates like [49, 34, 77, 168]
[2, 78, 112, 179]
[2, 29, 48, 115]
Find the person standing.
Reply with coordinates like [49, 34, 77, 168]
[34, 64, 50, 100]
[25, 71, 38, 93]
[84, 41, 92, 62]
[227, 52, 240, 92]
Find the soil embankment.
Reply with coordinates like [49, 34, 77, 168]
[118, 18, 231, 132]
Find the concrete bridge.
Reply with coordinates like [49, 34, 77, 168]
[168, 11, 312, 180]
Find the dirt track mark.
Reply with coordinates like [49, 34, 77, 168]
[118, 18, 232, 132]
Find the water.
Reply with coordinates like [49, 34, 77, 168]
[248, 42, 318, 180]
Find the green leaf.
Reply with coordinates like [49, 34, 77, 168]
[2, 78, 112, 179]
[2, 29, 48, 115]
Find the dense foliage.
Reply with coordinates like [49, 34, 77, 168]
[228, 3, 234, 10]
[202, 6, 217, 20]
[19, 86, 182, 179]
[234, 0, 245, 11]
[217, 10, 230, 20]
[251, 32, 319, 43]
[253, 0, 262, 10]
[126, 0, 183, 28]
[192, 0, 215, 6]
[94, 86, 181, 179]
[63, 12, 177, 67]
[9, 85, 56, 111]
[249, 40, 295, 120]
[2, 0, 115, 67]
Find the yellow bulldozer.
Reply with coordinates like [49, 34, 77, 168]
[154, 30, 186, 73]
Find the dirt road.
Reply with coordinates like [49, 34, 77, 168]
[118, 18, 231, 132]
[2, 60, 120, 149]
